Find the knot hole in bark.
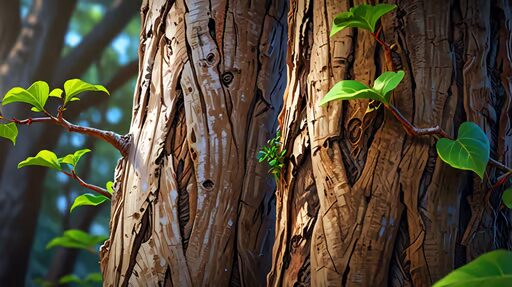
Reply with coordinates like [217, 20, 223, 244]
[202, 179, 215, 190]
[222, 72, 234, 86]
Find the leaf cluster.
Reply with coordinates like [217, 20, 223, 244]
[257, 131, 286, 180]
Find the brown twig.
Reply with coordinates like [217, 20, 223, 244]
[62, 170, 111, 199]
[383, 103, 512, 176]
[6, 114, 130, 156]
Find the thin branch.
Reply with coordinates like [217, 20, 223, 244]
[61, 170, 111, 199]
[54, 0, 139, 83]
[5, 114, 130, 156]
[383, 103, 512, 175]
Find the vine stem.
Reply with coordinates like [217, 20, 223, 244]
[62, 170, 111, 199]
[5, 113, 130, 156]
[383, 103, 512, 175]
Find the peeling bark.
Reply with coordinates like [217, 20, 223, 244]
[270, 0, 512, 286]
[101, 1, 287, 286]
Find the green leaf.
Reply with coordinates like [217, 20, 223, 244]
[59, 148, 91, 168]
[46, 229, 107, 250]
[2, 81, 50, 112]
[436, 122, 490, 179]
[331, 4, 397, 36]
[0, 123, 18, 145]
[70, 193, 109, 213]
[372, 70, 405, 101]
[320, 80, 386, 106]
[106, 181, 114, 194]
[85, 272, 103, 283]
[64, 79, 109, 105]
[502, 187, 512, 209]
[18, 150, 61, 171]
[58, 274, 82, 284]
[433, 250, 512, 287]
[49, 88, 63, 98]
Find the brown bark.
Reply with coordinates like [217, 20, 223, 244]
[269, 0, 512, 286]
[100, 0, 287, 286]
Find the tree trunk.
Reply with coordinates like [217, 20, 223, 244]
[269, 0, 512, 286]
[100, 0, 287, 286]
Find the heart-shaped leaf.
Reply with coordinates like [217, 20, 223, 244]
[58, 275, 82, 285]
[2, 81, 50, 112]
[320, 80, 387, 106]
[331, 4, 397, 36]
[372, 71, 405, 102]
[433, 250, 512, 287]
[85, 273, 102, 283]
[502, 187, 512, 209]
[436, 122, 490, 179]
[18, 150, 61, 171]
[0, 123, 18, 145]
[64, 79, 109, 105]
[59, 148, 91, 168]
[70, 193, 109, 213]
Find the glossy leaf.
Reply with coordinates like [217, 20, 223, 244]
[64, 79, 109, 105]
[46, 229, 107, 250]
[2, 81, 50, 112]
[0, 123, 18, 145]
[106, 181, 114, 194]
[436, 122, 490, 179]
[18, 150, 61, 171]
[59, 148, 91, 168]
[49, 88, 63, 98]
[502, 187, 512, 209]
[372, 71, 405, 102]
[319, 80, 386, 106]
[433, 250, 512, 287]
[70, 193, 109, 213]
[331, 4, 397, 36]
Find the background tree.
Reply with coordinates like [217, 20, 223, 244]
[269, 0, 512, 286]
[98, 0, 287, 285]
[0, 0, 139, 285]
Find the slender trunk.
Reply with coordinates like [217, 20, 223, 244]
[101, 0, 287, 286]
[269, 0, 512, 286]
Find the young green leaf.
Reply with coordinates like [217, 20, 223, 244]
[85, 272, 103, 283]
[18, 150, 61, 171]
[502, 187, 512, 209]
[46, 229, 107, 250]
[433, 250, 512, 287]
[70, 193, 109, 213]
[49, 88, 63, 98]
[372, 70, 405, 101]
[106, 181, 115, 194]
[436, 122, 490, 179]
[331, 4, 397, 36]
[319, 80, 386, 106]
[0, 123, 18, 145]
[64, 79, 109, 105]
[58, 274, 82, 285]
[2, 81, 50, 112]
[59, 148, 91, 168]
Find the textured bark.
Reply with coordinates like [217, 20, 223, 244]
[100, 0, 287, 286]
[269, 0, 512, 286]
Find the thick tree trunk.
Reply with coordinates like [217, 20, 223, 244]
[269, 0, 512, 286]
[100, 0, 287, 286]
